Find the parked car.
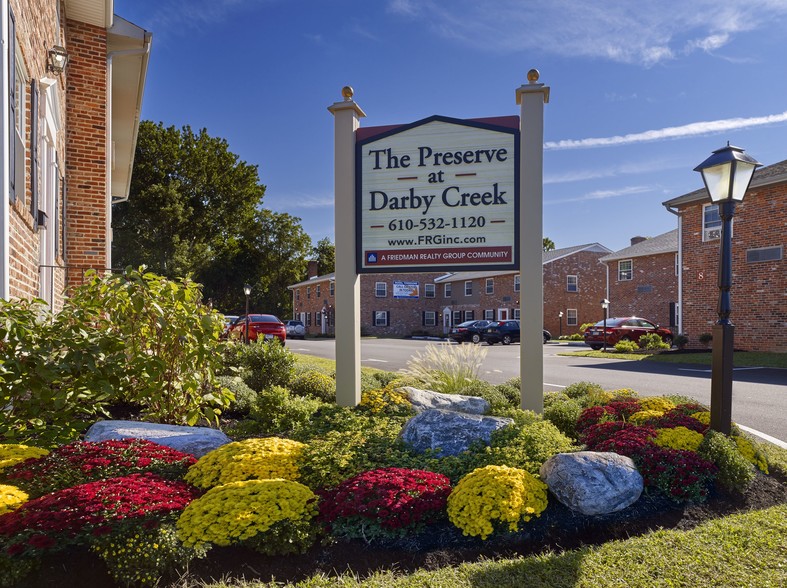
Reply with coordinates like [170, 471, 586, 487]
[583, 317, 673, 350]
[284, 320, 306, 339]
[227, 314, 287, 344]
[483, 321, 551, 345]
[448, 319, 494, 344]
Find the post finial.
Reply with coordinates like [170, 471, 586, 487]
[527, 69, 540, 83]
[341, 86, 354, 101]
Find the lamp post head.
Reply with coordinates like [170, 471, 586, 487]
[559, 311, 563, 318]
[243, 284, 252, 296]
[694, 143, 761, 203]
[601, 299, 610, 309]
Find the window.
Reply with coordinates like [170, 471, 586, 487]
[425, 284, 435, 298]
[316, 311, 322, 326]
[444, 283, 452, 297]
[330, 281, 335, 296]
[375, 282, 387, 297]
[514, 274, 520, 292]
[316, 284, 321, 297]
[423, 311, 436, 327]
[485, 278, 494, 294]
[484, 309, 494, 320]
[306, 313, 311, 326]
[566, 275, 578, 292]
[464, 281, 472, 296]
[618, 260, 633, 281]
[703, 203, 722, 241]
[463, 310, 475, 321]
[513, 308, 520, 320]
[746, 246, 782, 263]
[374, 311, 389, 327]
[306, 286, 311, 299]
[296, 289, 300, 301]
[675, 253, 679, 276]
[567, 309, 577, 326]
[452, 310, 462, 325]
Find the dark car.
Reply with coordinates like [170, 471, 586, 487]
[583, 317, 673, 350]
[228, 314, 287, 344]
[448, 319, 494, 344]
[483, 321, 551, 345]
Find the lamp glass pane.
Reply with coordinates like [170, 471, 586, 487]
[730, 161, 756, 201]
[701, 162, 731, 202]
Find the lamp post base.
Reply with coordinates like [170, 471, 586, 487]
[710, 322, 734, 435]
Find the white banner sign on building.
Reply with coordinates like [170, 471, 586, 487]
[392, 281, 419, 299]
[356, 115, 519, 273]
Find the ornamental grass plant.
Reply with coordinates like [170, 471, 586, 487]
[401, 343, 488, 394]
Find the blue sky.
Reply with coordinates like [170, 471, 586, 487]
[114, 0, 787, 253]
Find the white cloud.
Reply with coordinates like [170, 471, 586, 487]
[268, 193, 334, 211]
[545, 111, 787, 150]
[545, 158, 683, 184]
[547, 185, 653, 204]
[387, 0, 787, 67]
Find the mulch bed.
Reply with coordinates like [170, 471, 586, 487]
[25, 471, 787, 588]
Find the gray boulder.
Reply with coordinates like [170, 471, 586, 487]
[400, 408, 513, 457]
[401, 386, 489, 415]
[540, 451, 644, 516]
[84, 420, 231, 458]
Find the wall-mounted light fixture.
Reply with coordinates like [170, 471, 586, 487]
[47, 45, 68, 75]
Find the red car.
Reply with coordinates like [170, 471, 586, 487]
[228, 314, 287, 344]
[583, 317, 672, 350]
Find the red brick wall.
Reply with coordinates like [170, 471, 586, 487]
[543, 251, 609, 336]
[64, 19, 108, 288]
[679, 183, 786, 352]
[606, 252, 678, 329]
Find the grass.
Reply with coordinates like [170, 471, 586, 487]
[560, 349, 787, 368]
[184, 504, 787, 588]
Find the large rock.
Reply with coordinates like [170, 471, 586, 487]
[84, 420, 231, 458]
[401, 386, 489, 415]
[400, 409, 513, 457]
[540, 451, 643, 516]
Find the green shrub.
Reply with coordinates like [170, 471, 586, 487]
[369, 371, 402, 388]
[638, 333, 670, 350]
[290, 370, 336, 402]
[456, 379, 510, 412]
[579, 323, 595, 333]
[543, 391, 570, 408]
[228, 386, 324, 440]
[543, 397, 583, 439]
[231, 339, 295, 392]
[699, 332, 713, 346]
[402, 343, 488, 394]
[495, 382, 521, 407]
[563, 381, 605, 400]
[217, 375, 257, 416]
[614, 340, 640, 353]
[698, 431, 755, 493]
[479, 420, 577, 475]
[673, 334, 689, 348]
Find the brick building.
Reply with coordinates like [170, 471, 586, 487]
[599, 231, 678, 329]
[1, 0, 150, 308]
[663, 159, 786, 352]
[287, 243, 611, 339]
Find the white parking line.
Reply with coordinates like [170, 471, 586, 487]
[737, 424, 787, 450]
[544, 382, 566, 388]
[363, 358, 389, 363]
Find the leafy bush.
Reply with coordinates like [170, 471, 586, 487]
[318, 468, 451, 541]
[447, 465, 548, 539]
[638, 397, 676, 413]
[543, 397, 583, 439]
[698, 431, 755, 493]
[217, 375, 257, 416]
[614, 339, 640, 353]
[481, 420, 576, 475]
[402, 343, 488, 394]
[673, 334, 689, 348]
[69, 268, 232, 426]
[359, 386, 413, 417]
[227, 339, 295, 392]
[638, 333, 670, 350]
[456, 379, 511, 412]
[184, 437, 305, 489]
[636, 447, 717, 502]
[654, 426, 705, 452]
[733, 435, 769, 474]
[629, 409, 666, 425]
[290, 370, 337, 402]
[229, 386, 324, 439]
[1, 439, 196, 498]
[584, 423, 657, 458]
[176, 479, 318, 555]
[495, 381, 521, 407]
[563, 381, 605, 400]
[699, 332, 713, 346]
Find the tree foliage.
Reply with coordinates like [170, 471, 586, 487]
[113, 121, 312, 315]
[310, 237, 335, 276]
[543, 237, 556, 252]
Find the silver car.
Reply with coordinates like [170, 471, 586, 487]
[284, 320, 306, 339]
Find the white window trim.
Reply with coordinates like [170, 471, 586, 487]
[374, 310, 388, 326]
[485, 278, 494, 294]
[424, 311, 437, 327]
[444, 283, 452, 297]
[513, 308, 520, 320]
[618, 259, 633, 281]
[464, 280, 472, 296]
[702, 203, 722, 242]
[425, 283, 435, 298]
[375, 281, 387, 297]
[484, 309, 494, 320]
[514, 274, 520, 292]
[566, 274, 578, 292]
[567, 308, 578, 326]
[463, 310, 474, 321]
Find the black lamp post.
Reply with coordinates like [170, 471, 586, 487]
[694, 143, 761, 435]
[558, 311, 563, 338]
[601, 299, 610, 352]
[243, 284, 252, 344]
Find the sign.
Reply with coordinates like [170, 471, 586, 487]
[393, 281, 419, 299]
[357, 115, 519, 273]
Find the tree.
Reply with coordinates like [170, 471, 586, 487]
[311, 237, 335, 276]
[113, 121, 312, 314]
[543, 237, 556, 252]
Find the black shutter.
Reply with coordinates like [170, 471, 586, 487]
[385, 311, 390, 327]
[372, 311, 376, 326]
[8, 6, 16, 203]
[422, 311, 426, 326]
[61, 173, 67, 261]
[30, 79, 39, 229]
[54, 154, 60, 258]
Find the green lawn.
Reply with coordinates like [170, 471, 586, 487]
[189, 504, 787, 588]
[560, 349, 787, 369]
